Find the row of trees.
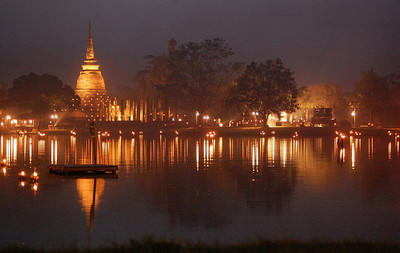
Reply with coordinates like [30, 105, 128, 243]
[1, 37, 398, 127]
[134, 38, 298, 126]
[349, 70, 400, 126]
[134, 38, 400, 127]
[299, 70, 400, 126]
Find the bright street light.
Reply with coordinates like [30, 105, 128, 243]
[351, 110, 356, 128]
[195, 111, 199, 125]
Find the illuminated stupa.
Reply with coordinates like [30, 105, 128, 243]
[76, 23, 109, 121]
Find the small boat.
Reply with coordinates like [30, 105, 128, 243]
[48, 164, 118, 176]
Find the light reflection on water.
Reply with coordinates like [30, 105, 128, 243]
[0, 134, 400, 248]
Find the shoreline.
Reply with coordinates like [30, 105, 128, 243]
[1, 238, 399, 252]
[0, 126, 395, 137]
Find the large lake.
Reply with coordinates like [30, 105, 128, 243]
[0, 133, 399, 249]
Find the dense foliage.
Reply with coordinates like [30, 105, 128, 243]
[134, 38, 242, 124]
[346, 69, 400, 126]
[229, 59, 298, 126]
[2, 73, 79, 118]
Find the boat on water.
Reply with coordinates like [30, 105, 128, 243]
[48, 164, 118, 176]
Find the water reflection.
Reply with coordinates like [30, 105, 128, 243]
[77, 178, 105, 247]
[1, 134, 399, 183]
[368, 137, 374, 159]
[1, 134, 400, 247]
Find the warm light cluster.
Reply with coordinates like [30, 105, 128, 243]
[0, 115, 36, 128]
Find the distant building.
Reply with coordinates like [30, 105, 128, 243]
[74, 23, 174, 124]
[75, 23, 109, 121]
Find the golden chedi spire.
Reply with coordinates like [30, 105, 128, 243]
[75, 22, 109, 120]
[86, 21, 96, 62]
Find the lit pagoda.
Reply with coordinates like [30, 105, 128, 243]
[75, 22, 109, 121]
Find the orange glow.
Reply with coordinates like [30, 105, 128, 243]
[77, 178, 105, 227]
[32, 183, 38, 192]
[101, 131, 110, 137]
[30, 169, 39, 181]
[206, 131, 216, 138]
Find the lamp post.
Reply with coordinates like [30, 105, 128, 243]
[5, 115, 11, 127]
[50, 114, 58, 128]
[351, 110, 356, 128]
[252, 111, 259, 125]
[195, 111, 199, 126]
[203, 115, 209, 124]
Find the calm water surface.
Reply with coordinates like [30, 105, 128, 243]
[0, 134, 399, 248]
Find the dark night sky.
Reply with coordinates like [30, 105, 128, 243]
[1, 0, 399, 96]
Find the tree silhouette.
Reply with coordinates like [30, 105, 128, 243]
[349, 69, 389, 125]
[3, 73, 79, 118]
[135, 38, 239, 124]
[229, 59, 298, 126]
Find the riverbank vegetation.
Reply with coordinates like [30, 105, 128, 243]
[1, 38, 400, 128]
[130, 39, 400, 128]
[1, 237, 399, 253]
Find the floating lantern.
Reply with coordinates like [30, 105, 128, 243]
[30, 169, 39, 182]
[18, 171, 26, 180]
[205, 131, 216, 138]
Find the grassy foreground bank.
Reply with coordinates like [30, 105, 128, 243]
[2, 238, 400, 253]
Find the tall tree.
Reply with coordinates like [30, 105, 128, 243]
[164, 38, 235, 119]
[349, 69, 389, 125]
[134, 54, 171, 100]
[229, 59, 298, 126]
[0, 80, 7, 103]
[133, 41, 175, 121]
[383, 73, 400, 126]
[3, 73, 79, 118]
[134, 38, 239, 124]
